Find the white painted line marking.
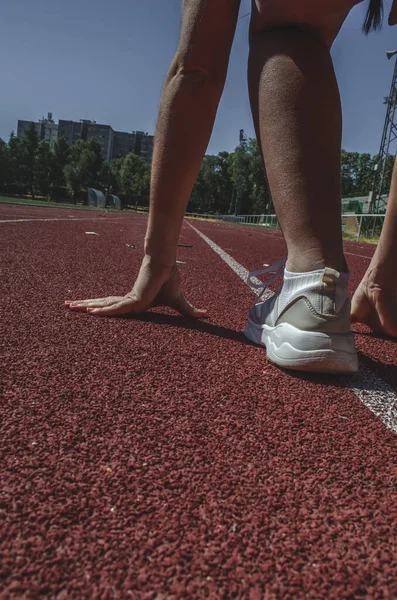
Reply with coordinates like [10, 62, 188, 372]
[186, 221, 273, 300]
[344, 252, 372, 260]
[0, 218, 125, 224]
[187, 220, 397, 435]
[347, 365, 397, 435]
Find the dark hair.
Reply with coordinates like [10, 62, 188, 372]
[363, 0, 384, 34]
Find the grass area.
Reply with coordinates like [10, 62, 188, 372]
[0, 196, 101, 211]
[342, 231, 379, 244]
[0, 196, 138, 213]
[185, 215, 221, 224]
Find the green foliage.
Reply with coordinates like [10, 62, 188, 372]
[7, 132, 25, 192]
[23, 123, 40, 197]
[341, 150, 376, 197]
[191, 143, 392, 215]
[0, 139, 11, 192]
[64, 164, 82, 198]
[191, 136, 271, 215]
[52, 137, 70, 187]
[0, 127, 393, 212]
[65, 138, 104, 198]
[340, 150, 394, 199]
[120, 153, 150, 198]
[35, 141, 53, 197]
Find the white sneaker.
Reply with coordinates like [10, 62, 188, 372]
[244, 262, 358, 374]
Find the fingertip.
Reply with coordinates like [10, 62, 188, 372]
[192, 308, 208, 319]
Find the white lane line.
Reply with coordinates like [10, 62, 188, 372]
[187, 220, 397, 435]
[186, 221, 273, 300]
[347, 366, 397, 435]
[0, 218, 125, 223]
[344, 252, 372, 260]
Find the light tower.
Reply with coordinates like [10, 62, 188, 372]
[369, 50, 397, 214]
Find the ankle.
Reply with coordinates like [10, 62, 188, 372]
[286, 246, 347, 274]
[286, 258, 348, 274]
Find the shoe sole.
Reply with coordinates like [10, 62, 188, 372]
[244, 318, 358, 374]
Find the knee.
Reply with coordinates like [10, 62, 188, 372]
[169, 53, 227, 89]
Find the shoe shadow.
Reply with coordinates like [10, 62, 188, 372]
[285, 351, 397, 391]
[352, 328, 394, 342]
[353, 352, 397, 391]
[125, 311, 251, 346]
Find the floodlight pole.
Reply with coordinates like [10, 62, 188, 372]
[369, 51, 397, 215]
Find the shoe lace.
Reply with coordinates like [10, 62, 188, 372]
[247, 259, 286, 304]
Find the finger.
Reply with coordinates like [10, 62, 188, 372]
[170, 293, 208, 319]
[66, 297, 122, 309]
[65, 297, 111, 305]
[87, 300, 137, 316]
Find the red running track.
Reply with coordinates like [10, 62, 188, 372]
[1, 203, 397, 599]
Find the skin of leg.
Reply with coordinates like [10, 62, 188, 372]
[248, 0, 362, 273]
[351, 155, 397, 336]
[66, 0, 240, 317]
[145, 0, 241, 265]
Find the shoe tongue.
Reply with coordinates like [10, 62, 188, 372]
[322, 268, 349, 284]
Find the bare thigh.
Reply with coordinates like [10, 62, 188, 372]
[250, 0, 364, 45]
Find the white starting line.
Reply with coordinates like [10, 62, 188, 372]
[187, 220, 397, 436]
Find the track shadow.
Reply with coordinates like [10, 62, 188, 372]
[352, 328, 394, 342]
[118, 313, 396, 387]
[284, 351, 397, 391]
[126, 311, 251, 345]
[354, 352, 397, 391]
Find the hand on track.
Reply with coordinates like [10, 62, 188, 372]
[65, 257, 207, 319]
[351, 274, 397, 337]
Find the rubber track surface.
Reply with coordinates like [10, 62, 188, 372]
[1, 204, 397, 599]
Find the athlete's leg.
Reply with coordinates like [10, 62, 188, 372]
[145, 0, 241, 266]
[243, 1, 364, 373]
[248, 0, 362, 273]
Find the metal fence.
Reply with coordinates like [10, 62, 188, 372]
[185, 212, 386, 241]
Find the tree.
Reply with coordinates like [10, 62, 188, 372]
[8, 132, 26, 193]
[22, 123, 40, 198]
[120, 153, 150, 202]
[0, 139, 11, 193]
[64, 164, 82, 200]
[355, 153, 375, 195]
[65, 138, 104, 199]
[52, 137, 70, 187]
[98, 162, 119, 195]
[109, 157, 124, 193]
[35, 141, 53, 197]
[340, 150, 377, 197]
[245, 138, 271, 214]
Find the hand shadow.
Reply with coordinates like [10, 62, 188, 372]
[125, 310, 251, 346]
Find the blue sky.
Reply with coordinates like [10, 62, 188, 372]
[0, 0, 396, 156]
